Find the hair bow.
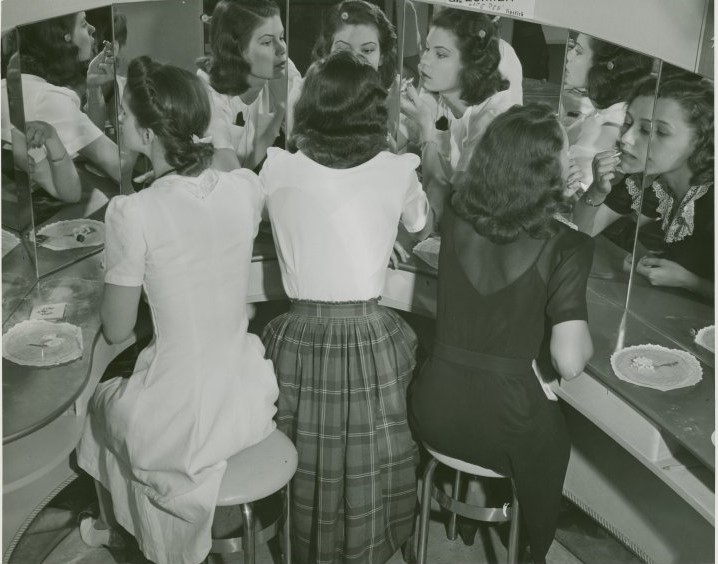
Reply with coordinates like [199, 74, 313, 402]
[191, 134, 212, 145]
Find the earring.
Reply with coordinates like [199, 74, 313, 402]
[63, 33, 72, 43]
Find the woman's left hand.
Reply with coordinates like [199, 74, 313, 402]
[389, 240, 411, 269]
[399, 84, 434, 142]
[635, 256, 694, 288]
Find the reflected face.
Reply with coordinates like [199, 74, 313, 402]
[619, 96, 696, 177]
[331, 24, 382, 70]
[72, 12, 96, 62]
[419, 27, 462, 94]
[244, 15, 287, 81]
[564, 33, 593, 89]
[117, 94, 145, 155]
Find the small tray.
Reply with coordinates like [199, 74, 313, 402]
[3, 319, 83, 367]
[610, 344, 702, 391]
[36, 219, 105, 251]
[694, 325, 715, 354]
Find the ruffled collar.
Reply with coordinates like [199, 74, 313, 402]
[152, 169, 219, 200]
[625, 176, 711, 243]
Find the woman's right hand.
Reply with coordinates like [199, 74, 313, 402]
[591, 150, 621, 196]
[86, 49, 115, 88]
[399, 83, 434, 142]
[25, 120, 59, 149]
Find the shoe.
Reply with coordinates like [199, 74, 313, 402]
[79, 515, 126, 549]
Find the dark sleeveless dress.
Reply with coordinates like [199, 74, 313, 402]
[409, 207, 594, 563]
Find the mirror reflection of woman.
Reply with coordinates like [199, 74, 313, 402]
[198, 0, 301, 171]
[574, 74, 714, 299]
[562, 33, 653, 188]
[400, 9, 520, 229]
[0, 12, 120, 199]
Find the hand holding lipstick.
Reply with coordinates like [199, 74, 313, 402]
[591, 149, 622, 196]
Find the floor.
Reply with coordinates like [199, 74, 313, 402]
[9, 472, 643, 564]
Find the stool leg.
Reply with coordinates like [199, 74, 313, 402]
[446, 470, 461, 541]
[241, 503, 256, 564]
[417, 458, 439, 564]
[507, 485, 520, 564]
[282, 485, 292, 564]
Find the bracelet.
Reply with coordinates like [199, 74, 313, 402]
[48, 151, 68, 164]
[582, 194, 605, 207]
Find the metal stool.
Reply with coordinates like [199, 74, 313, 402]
[210, 429, 298, 564]
[416, 443, 520, 564]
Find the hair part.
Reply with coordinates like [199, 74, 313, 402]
[451, 103, 568, 244]
[312, 0, 397, 88]
[290, 49, 389, 168]
[18, 14, 84, 87]
[202, 0, 280, 96]
[585, 37, 654, 109]
[126, 56, 213, 176]
[430, 9, 508, 106]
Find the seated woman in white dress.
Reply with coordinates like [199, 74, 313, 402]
[562, 32, 653, 190]
[197, 0, 301, 171]
[76, 56, 279, 564]
[1, 12, 119, 201]
[399, 9, 520, 230]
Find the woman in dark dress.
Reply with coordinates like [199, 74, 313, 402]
[409, 104, 594, 564]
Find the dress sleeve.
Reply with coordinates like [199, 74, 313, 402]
[546, 231, 594, 325]
[398, 154, 429, 233]
[34, 88, 103, 157]
[230, 168, 264, 237]
[104, 195, 146, 287]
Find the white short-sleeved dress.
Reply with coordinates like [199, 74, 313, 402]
[1, 74, 104, 160]
[76, 168, 279, 564]
[198, 62, 302, 168]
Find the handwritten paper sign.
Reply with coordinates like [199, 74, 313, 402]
[433, 0, 536, 19]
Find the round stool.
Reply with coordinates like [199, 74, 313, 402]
[416, 443, 520, 564]
[210, 429, 298, 564]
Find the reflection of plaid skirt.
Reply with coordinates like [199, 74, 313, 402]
[261, 300, 419, 564]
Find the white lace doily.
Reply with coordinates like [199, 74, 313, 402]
[3, 319, 83, 367]
[36, 219, 105, 251]
[611, 344, 702, 391]
[695, 325, 715, 354]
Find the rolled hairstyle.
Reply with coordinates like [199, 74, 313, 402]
[430, 9, 508, 106]
[451, 103, 568, 244]
[312, 0, 397, 88]
[290, 49, 388, 168]
[18, 14, 84, 87]
[585, 38, 654, 110]
[125, 56, 214, 176]
[200, 0, 280, 96]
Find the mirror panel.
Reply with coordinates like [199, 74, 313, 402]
[2, 29, 38, 323]
[13, 7, 122, 278]
[627, 65, 714, 364]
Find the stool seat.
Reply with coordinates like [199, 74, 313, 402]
[424, 444, 506, 479]
[218, 428, 298, 506]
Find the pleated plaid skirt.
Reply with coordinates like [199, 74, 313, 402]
[261, 299, 419, 564]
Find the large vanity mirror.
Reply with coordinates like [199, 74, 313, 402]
[2, 29, 38, 323]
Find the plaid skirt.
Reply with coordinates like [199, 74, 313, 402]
[261, 300, 419, 564]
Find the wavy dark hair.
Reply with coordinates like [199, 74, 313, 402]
[430, 9, 508, 106]
[18, 14, 84, 87]
[585, 37, 654, 110]
[451, 104, 568, 244]
[113, 12, 128, 48]
[198, 0, 280, 96]
[126, 56, 213, 176]
[311, 0, 397, 89]
[628, 74, 714, 186]
[290, 49, 388, 168]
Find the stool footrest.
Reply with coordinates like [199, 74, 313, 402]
[211, 515, 283, 554]
[433, 487, 512, 523]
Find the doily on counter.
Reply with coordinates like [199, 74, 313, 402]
[36, 219, 104, 250]
[694, 325, 715, 354]
[610, 344, 702, 391]
[3, 319, 83, 367]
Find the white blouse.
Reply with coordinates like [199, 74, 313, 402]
[259, 148, 429, 301]
[1, 74, 103, 159]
